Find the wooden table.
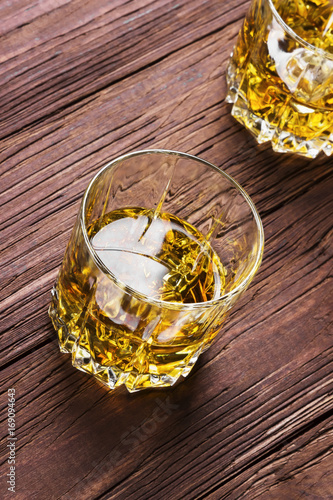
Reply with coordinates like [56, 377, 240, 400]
[1, 1, 332, 498]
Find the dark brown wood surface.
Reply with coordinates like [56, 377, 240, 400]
[1, 1, 332, 499]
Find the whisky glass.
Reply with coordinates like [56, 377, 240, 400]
[49, 150, 264, 392]
[226, 0, 333, 158]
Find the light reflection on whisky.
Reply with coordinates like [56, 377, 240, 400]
[91, 207, 225, 303]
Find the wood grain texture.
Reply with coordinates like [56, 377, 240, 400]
[0, 1, 332, 499]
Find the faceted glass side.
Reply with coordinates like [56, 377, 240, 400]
[49, 283, 229, 392]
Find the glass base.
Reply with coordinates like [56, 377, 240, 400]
[226, 60, 333, 159]
[48, 287, 202, 393]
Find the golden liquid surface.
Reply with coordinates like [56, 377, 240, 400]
[228, 0, 333, 156]
[90, 207, 225, 303]
[53, 208, 227, 390]
[275, 0, 333, 51]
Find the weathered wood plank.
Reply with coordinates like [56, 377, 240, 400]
[0, 0, 247, 139]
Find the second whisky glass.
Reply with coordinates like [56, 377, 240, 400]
[227, 0, 333, 158]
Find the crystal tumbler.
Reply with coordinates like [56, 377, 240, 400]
[49, 150, 264, 392]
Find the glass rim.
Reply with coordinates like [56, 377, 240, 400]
[81, 149, 265, 310]
[267, 0, 333, 61]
